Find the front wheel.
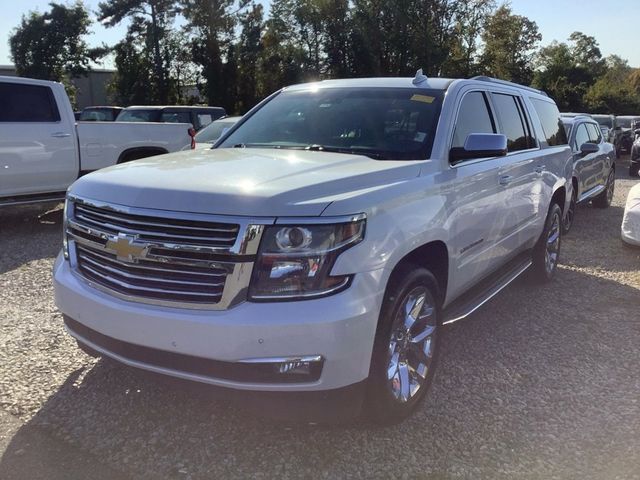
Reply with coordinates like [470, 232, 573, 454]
[531, 202, 562, 282]
[367, 265, 440, 424]
[592, 169, 615, 208]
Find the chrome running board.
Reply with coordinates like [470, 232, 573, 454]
[442, 253, 532, 325]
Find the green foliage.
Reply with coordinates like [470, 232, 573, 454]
[480, 5, 541, 84]
[584, 56, 640, 114]
[9, 1, 106, 103]
[99, 0, 181, 104]
[11, 0, 640, 116]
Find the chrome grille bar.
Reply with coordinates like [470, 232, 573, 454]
[66, 195, 271, 310]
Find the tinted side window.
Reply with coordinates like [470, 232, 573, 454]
[161, 111, 192, 124]
[586, 123, 602, 144]
[531, 98, 568, 146]
[452, 91, 495, 149]
[0, 82, 60, 122]
[574, 124, 590, 150]
[491, 93, 531, 152]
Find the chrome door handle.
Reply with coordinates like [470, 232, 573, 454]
[499, 175, 513, 186]
[51, 132, 71, 138]
[534, 165, 546, 174]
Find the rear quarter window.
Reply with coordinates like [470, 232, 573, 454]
[0, 82, 60, 122]
[531, 98, 568, 146]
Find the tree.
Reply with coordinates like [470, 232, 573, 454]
[99, 0, 180, 104]
[532, 32, 605, 111]
[440, 0, 496, 77]
[585, 55, 639, 114]
[181, 0, 245, 110]
[236, 2, 264, 112]
[9, 1, 106, 102]
[480, 4, 541, 84]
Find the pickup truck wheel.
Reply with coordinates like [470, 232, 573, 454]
[531, 203, 562, 282]
[367, 265, 440, 424]
[592, 169, 615, 208]
[562, 188, 577, 234]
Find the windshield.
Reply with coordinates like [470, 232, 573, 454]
[116, 109, 161, 122]
[196, 120, 238, 143]
[618, 117, 633, 128]
[592, 115, 612, 128]
[80, 108, 118, 121]
[218, 87, 444, 160]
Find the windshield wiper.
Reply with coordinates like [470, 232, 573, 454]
[304, 144, 387, 160]
[232, 143, 283, 149]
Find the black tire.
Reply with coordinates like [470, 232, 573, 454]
[630, 162, 640, 177]
[562, 186, 577, 234]
[531, 202, 562, 282]
[593, 168, 615, 208]
[366, 264, 440, 425]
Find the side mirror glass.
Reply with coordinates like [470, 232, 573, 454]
[579, 142, 599, 156]
[450, 133, 508, 163]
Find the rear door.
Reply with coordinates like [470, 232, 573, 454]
[0, 80, 77, 197]
[585, 122, 608, 189]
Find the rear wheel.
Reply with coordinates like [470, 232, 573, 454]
[531, 203, 562, 282]
[593, 168, 615, 208]
[367, 265, 440, 424]
[562, 187, 577, 234]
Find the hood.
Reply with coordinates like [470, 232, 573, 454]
[70, 148, 423, 217]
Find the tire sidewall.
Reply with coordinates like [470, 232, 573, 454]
[533, 202, 562, 282]
[367, 266, 441, 424]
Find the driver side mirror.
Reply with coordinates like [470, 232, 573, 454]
[579, 142, 599, 156]
[450, 133, 508, 163]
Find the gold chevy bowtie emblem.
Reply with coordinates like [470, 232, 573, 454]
[106, 233, 148, 262]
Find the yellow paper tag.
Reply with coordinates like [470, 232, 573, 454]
[410, 94, 435, 104]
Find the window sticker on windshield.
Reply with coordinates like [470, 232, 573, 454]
[414, 132, 427, 142]
[410, 94, 435, 104]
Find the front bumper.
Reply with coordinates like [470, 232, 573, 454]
[53, 252, 385, 392]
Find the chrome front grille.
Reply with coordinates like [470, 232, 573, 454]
[66, 196, 267, 309]
[73, 201, 240, 249]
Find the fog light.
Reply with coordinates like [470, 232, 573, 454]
[239, 355, 324, 382]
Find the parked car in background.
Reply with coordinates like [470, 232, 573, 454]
[182, 116, 242, 150]
[0, 76, 194, 206]
[55, 74, 572, 424]
[614, 115, 640, 154]
[116, 105, 226, 131]
[79, 106, 123, 122]
[591, 114, 617, 142]
[629, 133, 640, 176]
[561, 115, 616, 232]
[621, 182, 640, 245]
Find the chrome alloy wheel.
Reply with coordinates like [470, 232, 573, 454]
[545, 209, 561, 274]
[386, 287, 437, 403]
[564, 189, 577, 232]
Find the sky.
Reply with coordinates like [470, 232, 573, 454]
[0, 0, 638, 69]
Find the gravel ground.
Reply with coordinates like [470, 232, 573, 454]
[1, 159, 639, 479]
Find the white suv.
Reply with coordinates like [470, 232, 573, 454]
[54, 74, 572, 423]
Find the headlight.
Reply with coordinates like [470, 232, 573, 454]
[248, 215, 366, 300]
[62, 198, 70, 260]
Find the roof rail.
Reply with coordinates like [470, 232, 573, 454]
[470, 76, 548, 97]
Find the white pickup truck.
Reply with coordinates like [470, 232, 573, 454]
[54, 74, 573, 424]
[0, 76, 193, 206]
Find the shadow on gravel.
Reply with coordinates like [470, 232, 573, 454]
[0, 203, 63, 274]
[1, 268, 639, 479]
